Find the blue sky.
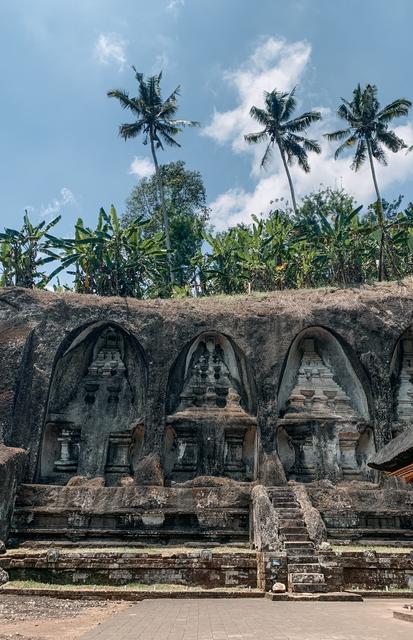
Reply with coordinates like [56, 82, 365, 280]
[2, 0, 413, 235]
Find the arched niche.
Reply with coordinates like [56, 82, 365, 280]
[164, 331, 257, 483]
[278, 326, 369, 419]
[390, 326, 413, 431]
[277, 326, 373, 482]
[167, 331, 255, 415]
[37, 322, 147, 486]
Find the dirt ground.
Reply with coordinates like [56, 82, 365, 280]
[0, 595, 129, 640]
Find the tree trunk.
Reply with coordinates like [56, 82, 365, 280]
[279, 146, 298, 215]
[149, 133, 175, 285]
[366, 138, 385, 281]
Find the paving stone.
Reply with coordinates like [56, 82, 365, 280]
[79, 598, 413, 640]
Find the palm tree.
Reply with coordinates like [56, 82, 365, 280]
[108, 68, 199, 284]
[325, 84, 411, 280]
[244, 88, 322, 214]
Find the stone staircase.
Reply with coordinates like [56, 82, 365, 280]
[268, 487, 327, 593]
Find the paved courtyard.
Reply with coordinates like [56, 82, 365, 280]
[80, 597, 412, 640]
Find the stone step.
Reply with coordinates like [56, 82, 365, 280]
[284, 541, 314, 550]
[288, 563, 321, 573]
[282, 533, 310, 542]
[273, 502, 300, 509]
[290, 583, 328, 594]
[279, 526, 308, 535]
[268, 488, 296, 495]
[286, 547, 316, 558]
[275, 509, 302, 518]
[279, 519, 305, 528]
[289, 572, 325, 585]
[286, 554, 318, 564]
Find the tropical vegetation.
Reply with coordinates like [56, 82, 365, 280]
[244, 88, 322, 214]
[2, 78, 413, 298]
[107, 68, 199, 286]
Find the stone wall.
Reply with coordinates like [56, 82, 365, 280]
[2, 283, 413, 542]
[0, 445, 26, 541]
[319, 550, 413, 591]
[0, 549, 258, 588]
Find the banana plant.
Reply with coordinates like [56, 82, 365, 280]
[0, 211, 61, 288]
[47, 206, 167, 297]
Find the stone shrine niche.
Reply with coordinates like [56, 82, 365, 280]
[391, 328, 413, 436]
[277, 328, 374, 483]
[38, 323, 146, 486]
[164, 332, 256, 484]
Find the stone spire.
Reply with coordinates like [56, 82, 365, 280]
[178, 334, 241, 411]
[397, 331, 413, 421]
[87, 328, 126, 378]
[286, 339, 354, 416]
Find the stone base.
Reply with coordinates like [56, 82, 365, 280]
[393, 606, 413, 623]
[10, 483, 251, 545]
[0, 548, 257, 589]
[265, 591, 363, 601]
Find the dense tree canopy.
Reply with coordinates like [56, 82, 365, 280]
[124, 161, 210, 290]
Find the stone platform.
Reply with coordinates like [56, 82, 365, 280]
[10, 483, 250, 545]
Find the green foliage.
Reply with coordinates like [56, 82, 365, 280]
[245, 87, 322, 213]
[107, 68, 199, 285]
[48, 206, 167, 297]
[0, 212, 61, 288]
[326, 84, 412, 280]
[125, 161, 210, 288]
[3, 189, 413, 298]
[107, 69, 199, 151]
[325, 84, 411, 170]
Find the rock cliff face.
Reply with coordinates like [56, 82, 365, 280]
[0, 282, 413, 543]
[0, 444, 26, 540]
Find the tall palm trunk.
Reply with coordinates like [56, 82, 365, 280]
[366, 138, 385, 281]
[279, 146, 298, 215]
[149, 133, 175, 285]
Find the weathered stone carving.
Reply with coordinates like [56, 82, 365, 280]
[165, 333, 256, 483]
[38, 326, 145, 485]
[285, 339, 354, 416]
[396, 330, 413, 423]
[278, 332, 372, 482]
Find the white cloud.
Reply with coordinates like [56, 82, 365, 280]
[129, 157, 154, 179]
[205, 37, 413, 230]
[94, 33, 127, 70]
[203, 37, 311, 154]
[40, 187, 76, 219]
[167, 0, 184, 11]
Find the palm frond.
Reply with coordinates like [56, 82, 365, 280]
[282, 87, 297, 120]
[285, 110, 321, 132]
[260, 141, 274, 169]
[119, 121, 145, 140]
[370, 137, 387, 165]
[376, 128, 406, 153]
[158, 130, 181, 148]
[351, 138, 367, 171]
[333, 133, 358, 160]
[249, 105, 271, 127]
[336, 102, 356, 124]
[324, 128, 352, 142]
[244, 129, 268, 145]
[107, 90, 142, 115]
[285, 136, 310, 172]
[169, 118, 200, 128]
[378, 98, 412, 123]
